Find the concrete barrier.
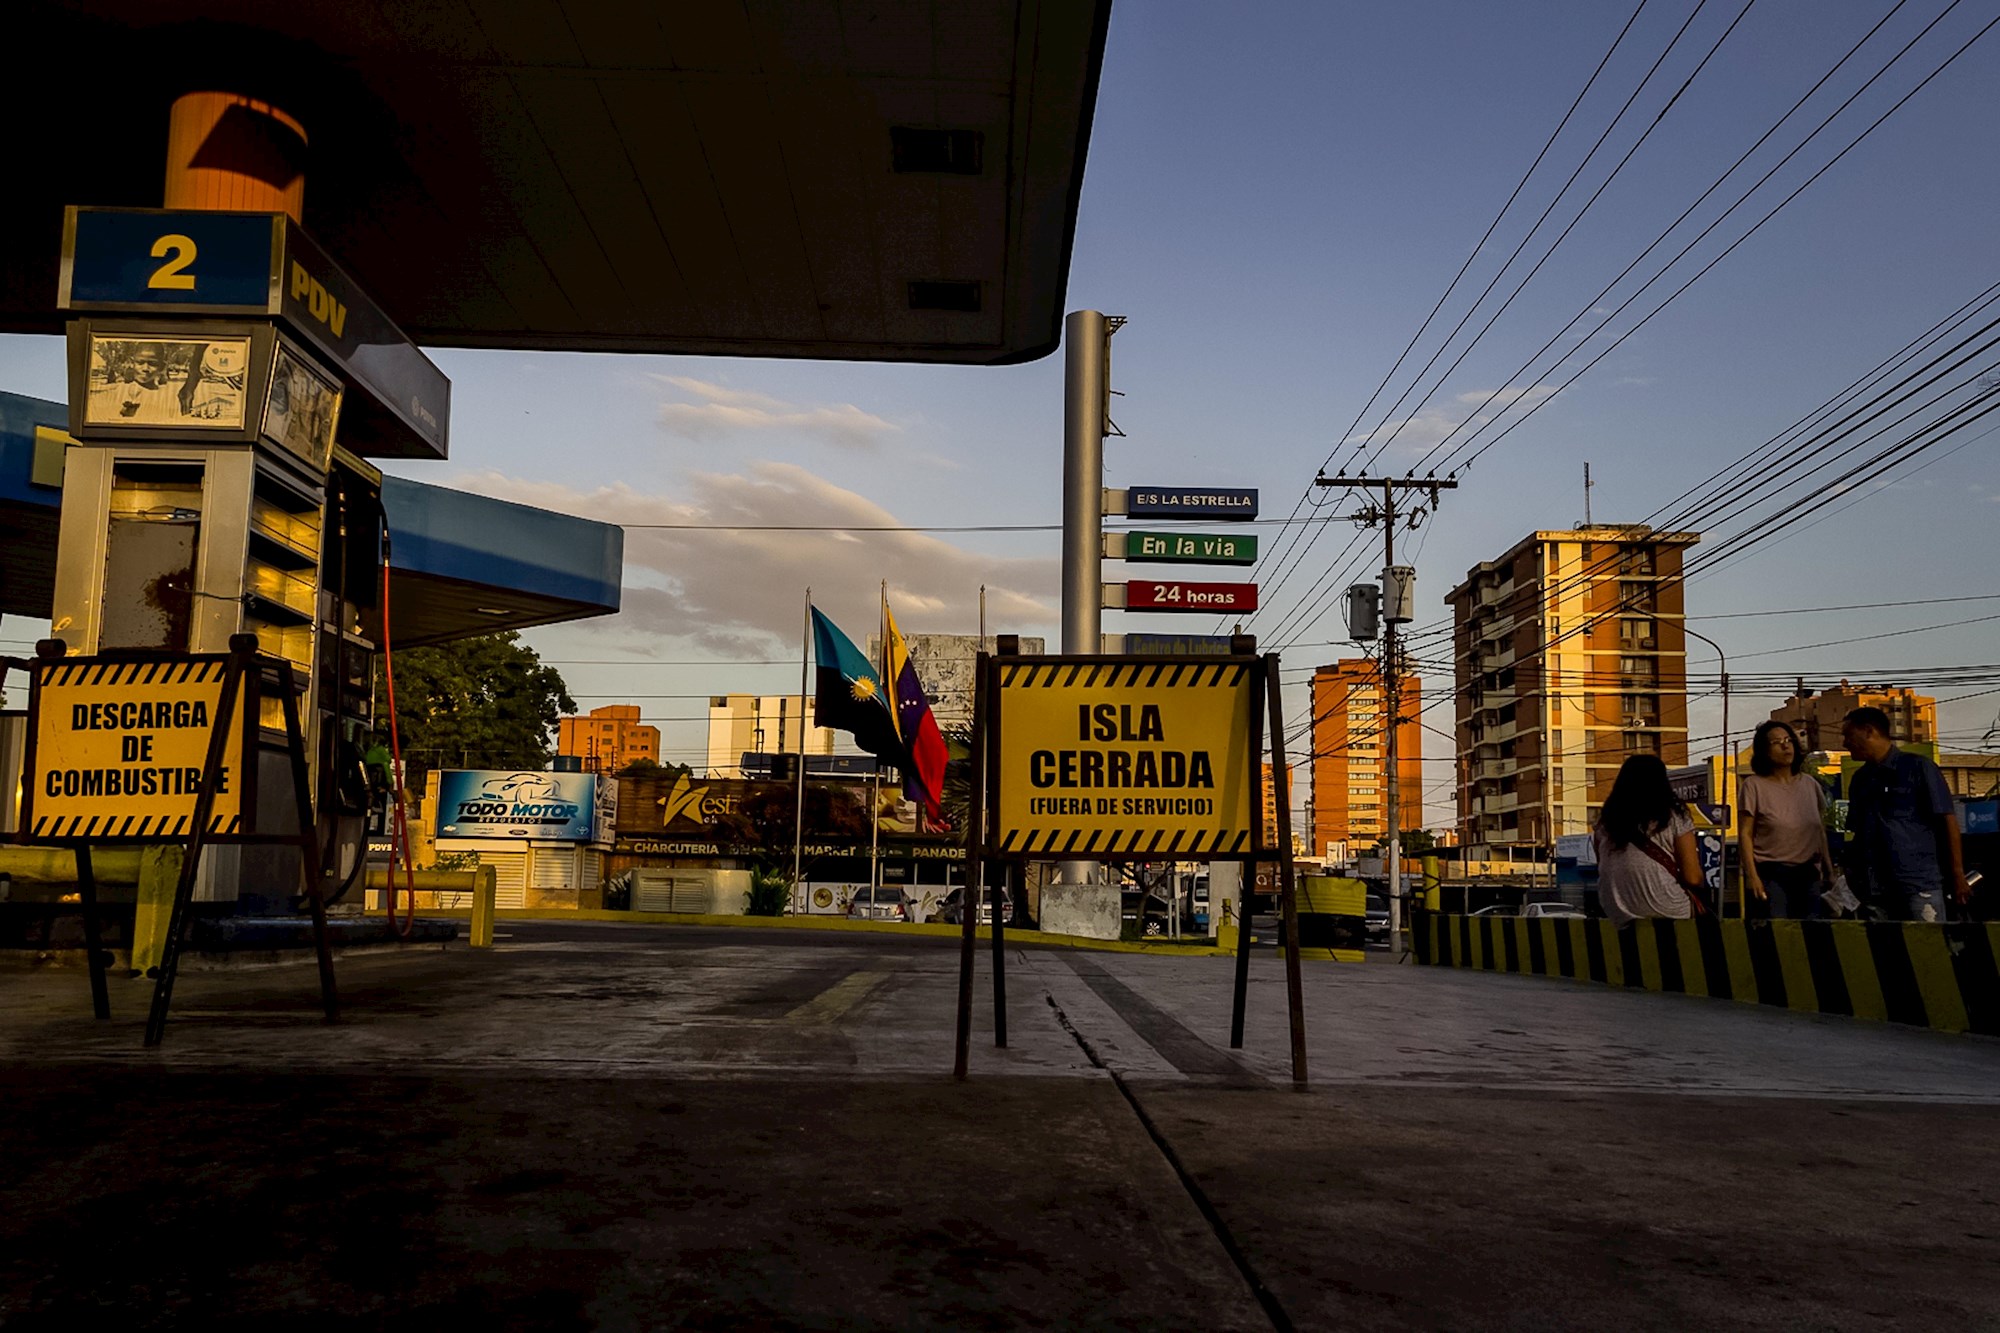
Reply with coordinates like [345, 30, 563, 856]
[1413, 913, 2000, 1036]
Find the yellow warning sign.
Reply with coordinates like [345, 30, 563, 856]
[26, 657, 248, 839]
[992, 658, 1256, 857]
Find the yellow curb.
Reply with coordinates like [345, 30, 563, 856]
[414, 907, 1234, 955]
[412, 908, 1372, 961]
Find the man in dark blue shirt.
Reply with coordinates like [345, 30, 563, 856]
[1840, 707, 1968, 923]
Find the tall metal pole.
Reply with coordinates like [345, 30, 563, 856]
[1060, 310, 1110, 893]
[793, 588, 811, 902]
[1685, 624, 1729, 915]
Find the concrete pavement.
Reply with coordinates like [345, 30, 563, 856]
[2, 922, 1997, 1328]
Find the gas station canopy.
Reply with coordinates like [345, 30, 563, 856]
[0, 392, 622, 648]
[5, 1, 1111, 366]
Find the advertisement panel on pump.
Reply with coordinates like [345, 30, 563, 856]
[436, 769, 596, 841]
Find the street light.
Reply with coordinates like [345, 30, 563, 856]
[1682, 623, 1731, 915]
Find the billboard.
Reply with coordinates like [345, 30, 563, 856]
[436, 769, 596, 841]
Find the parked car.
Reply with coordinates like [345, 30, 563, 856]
[1365, 894, 1390, 942]
[1469, 904, 1516, 917]
[936, 886, 1005, 926]
[1120, 890, 1170, 936]
[1521, 902, 1585, 919]
[846, 886, 912, 921]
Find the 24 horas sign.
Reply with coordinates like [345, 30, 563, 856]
[990, 657, 1256, 857]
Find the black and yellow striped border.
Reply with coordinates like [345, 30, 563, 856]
[998, 659, 1252, 691]
[29, 811, 241, 839]
[39, 659, 227, 689]
[996, 825, 1249, 857]
[1414, 914, 2000, 1037]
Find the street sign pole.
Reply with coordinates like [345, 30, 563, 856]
[1061, 310, 1119, 898]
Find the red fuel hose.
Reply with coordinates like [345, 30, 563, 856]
[380, 550, 416, 940]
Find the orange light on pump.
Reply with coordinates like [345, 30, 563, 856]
[163, 92, 308, 222]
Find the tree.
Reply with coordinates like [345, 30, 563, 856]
[1364, 828, 1438, 858]
[614, 757, 687, 780]
[375, 632, 575, 788]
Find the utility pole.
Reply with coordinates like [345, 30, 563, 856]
[1314, 474, 1456, 958]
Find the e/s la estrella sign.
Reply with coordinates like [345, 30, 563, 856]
[1125, 487, 1258, 519]
[436, 770, 598, 841]
[24, 656, 249, 839]
[991, 657, 1256, 857]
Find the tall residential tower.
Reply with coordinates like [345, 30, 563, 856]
[1308, 659, 1422, 860]
[1447, 526, 1697, 860]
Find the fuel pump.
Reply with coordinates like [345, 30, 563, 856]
[51, 202, 449, 917]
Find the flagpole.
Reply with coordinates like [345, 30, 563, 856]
[873, 580, 886, 895]
[976, 583, 987, 929]
[794, 587, 810, 908]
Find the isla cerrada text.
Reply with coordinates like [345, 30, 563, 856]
[1025, 703, 1219, 790]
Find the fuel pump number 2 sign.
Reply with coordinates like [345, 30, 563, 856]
[23, 656, 250, 840]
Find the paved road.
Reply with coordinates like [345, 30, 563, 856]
[3, 922, 1997, 1329]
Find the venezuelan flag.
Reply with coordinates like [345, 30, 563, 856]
[883, 601, 949, 820]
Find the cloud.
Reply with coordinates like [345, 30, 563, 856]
[1452, 384, 1557, 410]
[449, 463, 1057, 653]
[1342, 385, 1559, 456]
[652, 374, 899, 450]
[1613, 375, 1656, 387]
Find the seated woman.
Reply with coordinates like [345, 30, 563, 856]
[1593, 754, 1706, 928]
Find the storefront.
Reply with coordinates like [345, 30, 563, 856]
[424, 768, 614, 909]
[604, 771, 974, 918]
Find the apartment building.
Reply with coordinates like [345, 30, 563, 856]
[1308, 659, 1422, 858]
[1447, 526, 1698, 859]
[557, 704, 661, 776]
[1768, 681, 1937, 753]
[704, 695, 837, 778]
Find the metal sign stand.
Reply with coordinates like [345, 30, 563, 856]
[14, 635, 338, 1047]
[954, 645, 1306, 1087]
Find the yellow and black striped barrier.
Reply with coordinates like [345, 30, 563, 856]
[1413, 913, 2000, 1037]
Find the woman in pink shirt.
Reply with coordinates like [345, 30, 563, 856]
[1738, 720, 1833, 919]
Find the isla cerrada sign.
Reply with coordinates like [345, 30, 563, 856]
[1119, 581, 1258, 612]
[989, 657, 1257, 857]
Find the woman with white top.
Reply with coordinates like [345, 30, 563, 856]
[1593, 754, 1706, 928]
[1738, 720, 1833, 919]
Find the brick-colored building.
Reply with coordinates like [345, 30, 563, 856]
[1308, 659, 1421, 858]
[1768, 681, 1936, 753]
[1447, 526, 1698, 859]
[558, 704, 661, 776]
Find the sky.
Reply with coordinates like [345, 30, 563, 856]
[6, 0, 1999, 824]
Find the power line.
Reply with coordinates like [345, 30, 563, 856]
[1432, 3, 1996, 478]
[1244, 0, 1656, 625]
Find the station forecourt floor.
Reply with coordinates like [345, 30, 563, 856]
[2, 919, 1997, 1330]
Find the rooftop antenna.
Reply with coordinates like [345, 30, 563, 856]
[1583, 461, 1594, 527]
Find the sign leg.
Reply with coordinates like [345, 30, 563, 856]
[281, 672, 339, 1024]
[143, 653, 244, 1048]
[990, 871, 1007, 1048]
[954, 656, 989, 1079]
[74, 843, 111, 1020]
[1229, 880, 1253, 1049]
[1265, 653, 1308, 1089]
